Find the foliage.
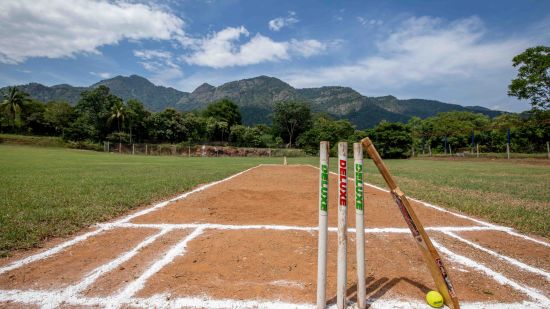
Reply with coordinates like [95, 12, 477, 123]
[368, 121, 412, 158]
[272, 101, 312, 147]
[508, 46, 550, 110]
[0, 87, 30, 130]
[297, 115, 356, 154]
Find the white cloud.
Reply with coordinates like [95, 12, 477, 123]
[290, 39, 326, 57]
[268, 11, 299, 31]
[0, 0, 186, 64]
[357, 17, 383, 27]
[90, 72, 113, 79]
[285, 16, 528, 94]
[182, 26, 324, 68]
[134, 49, 183, 85]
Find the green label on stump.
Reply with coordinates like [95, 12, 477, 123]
[355, 163, 364, 210]
[320, 164, 328, 211]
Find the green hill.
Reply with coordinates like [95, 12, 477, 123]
[2, 75, 503, 129]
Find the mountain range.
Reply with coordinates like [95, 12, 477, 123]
[2, 75, 502, 129]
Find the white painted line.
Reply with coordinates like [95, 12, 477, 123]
[129, 294, 314, 309]
[105, 227, 205, 308]
[432, 239, 550, 307]
[34, 228, 171, 309]
[105, 222, 503, 234]
[0, 226, 111, 275]
[0, 165, 260, 275]
[443, 231, 550, 281]
[0, 289, 547, 309]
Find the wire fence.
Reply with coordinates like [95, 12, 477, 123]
[102, 142, 306, 157]
[412, 141, 550, 159]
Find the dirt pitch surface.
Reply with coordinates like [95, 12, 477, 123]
[1, 164, 549, 308]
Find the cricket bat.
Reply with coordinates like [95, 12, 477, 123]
[361, 137, 460, 309]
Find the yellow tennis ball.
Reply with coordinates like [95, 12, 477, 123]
[426, 290, 444, 308]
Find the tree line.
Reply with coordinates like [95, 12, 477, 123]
[1, 83, 548, 158]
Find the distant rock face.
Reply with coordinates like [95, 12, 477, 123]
[2, 75, 502, 129]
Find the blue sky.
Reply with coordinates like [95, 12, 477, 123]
[1, 0, 549, 112]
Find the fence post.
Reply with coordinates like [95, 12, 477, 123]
[107, 141, 110, 153]
[476, 144, 479, 158]
[449, 144, 452, 156]
[428, 144, 432, 157]
[506, 143, 510, 160]
[145, 144, 148, 155]
[119, 143, 121, 153]
[188, 146, 191, 157]
[132, 144, 135, 155]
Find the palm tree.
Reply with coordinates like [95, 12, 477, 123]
[1, 87, 29, 131]
[107, 101, 126, 145]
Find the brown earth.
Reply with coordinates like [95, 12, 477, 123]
[83, 229, 191, 297]
[431, 232, 550, 297]
[458, 230, 550, 272]
[0, 228, 155, 290]
[137, 229, 526, 303]
[132, 165, 477, 228]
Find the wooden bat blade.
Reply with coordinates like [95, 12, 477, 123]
[361, 137, 460, 309]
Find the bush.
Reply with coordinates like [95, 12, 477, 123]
[368, 121, 412, 159]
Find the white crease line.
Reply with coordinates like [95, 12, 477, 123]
[106, 227, 205, 309]
[104, 222, 502, 234]
[0, 226, 112, 276]
[443, 231, 550, 281]
[432, 239, 550, 307]
[0, 165, 260, 276]
[0, 289, 547, 309]
[52, 228, 172, 308]
[306, 164, 550, 247]
[130, 294, 314, 309]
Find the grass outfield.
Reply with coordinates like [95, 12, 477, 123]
[290, 157, 550, 239]
[1, 145, 549, 256]
[0, 145, 281, 256]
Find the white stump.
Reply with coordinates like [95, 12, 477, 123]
[337, 142, 348, 309]
[316, 141, 330, 309]
[354, 143, 366, 309]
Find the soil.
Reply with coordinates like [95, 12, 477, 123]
[0, 228, 155, 290]
[458, 230, 550, 272]
[137, 230, 526, 303]
[132, 165, 476, 228]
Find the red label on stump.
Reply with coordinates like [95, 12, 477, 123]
[339, 159, 347, 206]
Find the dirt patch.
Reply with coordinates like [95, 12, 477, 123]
[431, 232, 549, 298]
[137, 229, 525, 304]
[83, 229, 191, 297]
[0, 302, 39, 308]
[457, 230, 550, 272]
[0, 226, 100, 268]
[132, 165, 476, 228]
[0, 228, 155, 290]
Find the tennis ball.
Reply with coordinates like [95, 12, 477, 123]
[426, 290, 444, 308]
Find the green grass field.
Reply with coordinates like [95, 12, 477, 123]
[0, 145, 282, 256]
[1, 144, 549, 256]
[293, 157, 550, 240]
